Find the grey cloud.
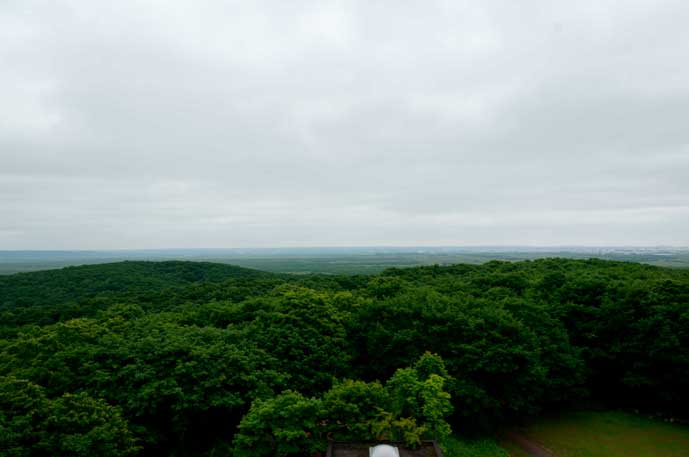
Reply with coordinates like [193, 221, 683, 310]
[1, 0, 688, 248]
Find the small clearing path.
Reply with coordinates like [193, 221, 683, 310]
[503, 431, 557, 457]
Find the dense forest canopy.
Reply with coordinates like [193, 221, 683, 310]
[1, 259, 688, 456]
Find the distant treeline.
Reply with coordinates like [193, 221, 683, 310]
[1, 259, 688, 456]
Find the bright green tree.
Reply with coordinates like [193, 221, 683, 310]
[233, 390, 324, 457]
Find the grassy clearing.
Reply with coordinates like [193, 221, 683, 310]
[443, 436, 510, 457]
[520, 410, 689, 457]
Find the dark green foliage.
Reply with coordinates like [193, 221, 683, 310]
[233, 390, 324, 457]
[233, 353, 454, 456]
[0, 312, 283, 455]
[232, 286, 354, 394]
[0, 376, 139, 457]
[0, 261, 281, 328]
[0, 258, 688, 456]
[349, 289, 584, 426]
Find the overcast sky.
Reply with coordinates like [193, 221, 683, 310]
[1, 0, 689, 249]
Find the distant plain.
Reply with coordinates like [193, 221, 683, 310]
[2, 246, 689, 275]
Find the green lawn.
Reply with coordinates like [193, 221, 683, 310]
[519, 411, 689, 457]
[443, 437, 509, 457]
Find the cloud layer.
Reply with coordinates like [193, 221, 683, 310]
[2, 0, 688, 248]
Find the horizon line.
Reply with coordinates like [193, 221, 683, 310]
[2, 245, 689, 252]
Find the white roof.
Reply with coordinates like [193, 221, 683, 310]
[369, 444, 400, 457]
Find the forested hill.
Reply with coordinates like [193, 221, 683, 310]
[0, 260, 272, 301]
[0, 261, 283, 325]
[1, 258, 688, 457]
